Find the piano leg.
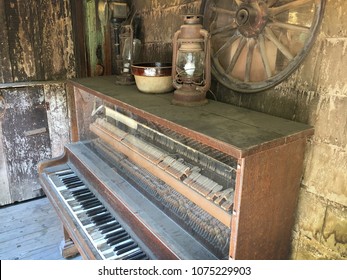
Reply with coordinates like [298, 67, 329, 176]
[59, 226, 80, 259]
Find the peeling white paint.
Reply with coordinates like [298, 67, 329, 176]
[44, 84, 70, 157]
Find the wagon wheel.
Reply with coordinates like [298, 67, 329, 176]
[202, 0, 326, 93]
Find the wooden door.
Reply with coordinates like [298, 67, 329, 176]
[0, 86, 51, 205]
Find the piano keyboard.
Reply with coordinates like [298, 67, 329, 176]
[48, 168, 149, 260]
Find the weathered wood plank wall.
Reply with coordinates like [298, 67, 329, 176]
[2, 0, 75, 82]
[82, 0, 202, 76]
[132, 0, 202, 63]
[0, 0, 12, 83]
[0, 0, 75, 205]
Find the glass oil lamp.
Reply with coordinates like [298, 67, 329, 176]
[172, 15, 211, 106]
[109, 0, 128, 74]
[109, 1, 141, 85]
[115, 23, 141, 85]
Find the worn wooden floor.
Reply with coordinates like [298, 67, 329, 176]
[0, 196, 81, 260]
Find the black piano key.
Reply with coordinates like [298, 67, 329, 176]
[70, 188, 89, 196]
[116, 234, 132, 243]
[115, 243, 138, 255]
[102, 227, 124, 238]
[66, 181, 85, 189]
[56, 170, 74, 177]
[92, 217, 116, 230]
[108, 234, 130, 247]
[125, 250, 148, 260]
[86, 206, 107, 216]
[113, 237, 134, 251]
[58, 173, 77, 180]
[73, 191, 95, 199]
[73, 190, 92, 197]
[137, 254, 149, 260]
[92, 215, 114, 225]
[62, 176, 80, 184]
[80, 201, 102, 211]
[123, 250, 146, 260]
[90, 213, 111, 223]
[106, 228, 126, 239]
[88, 222, 120, 237]
[106, 231, 127, 244]
[80, 199, 101, 208]
[61, 173, 78, 179]
[100, 222, 121, 233]
[82, 204, 103, 212]
[75, 193, 95, 201]
[78, 195, 98, 202]
[62, 176, 80, 182]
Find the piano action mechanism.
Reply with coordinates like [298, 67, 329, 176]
[38, 76, 313, 260]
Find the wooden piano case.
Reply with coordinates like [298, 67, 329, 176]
[49, 76, 314, 260]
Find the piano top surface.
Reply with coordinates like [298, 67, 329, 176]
[69, 76, 314, 158]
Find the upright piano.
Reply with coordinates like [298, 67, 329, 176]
[38, 76, 313, 260]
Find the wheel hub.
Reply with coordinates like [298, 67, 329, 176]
[236, 2, 268, 38]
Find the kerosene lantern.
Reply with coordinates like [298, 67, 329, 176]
[172, 15, 211, 106]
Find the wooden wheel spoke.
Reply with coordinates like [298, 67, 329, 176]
[211, 7, 236, 17]
[226, 37, 247, 74]
[258, 34, 272, 79]
[245, 40, 255, 82]
[202, 0, 324, 92]
[264, 27, 294, 60]
[211, 23, 237, 35]
[267, 0, 279, 7]
[214, 34, 241, 58]
[269, 0, 313, 16]
[268, 21, 311, 33]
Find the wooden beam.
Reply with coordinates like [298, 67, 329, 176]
[0, 0, 13, 83]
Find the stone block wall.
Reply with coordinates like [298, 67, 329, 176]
[131, 0, 347, 259]
[290, 0, 347, 259]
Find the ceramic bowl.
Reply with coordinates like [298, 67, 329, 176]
[131, 62, 173, 94]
